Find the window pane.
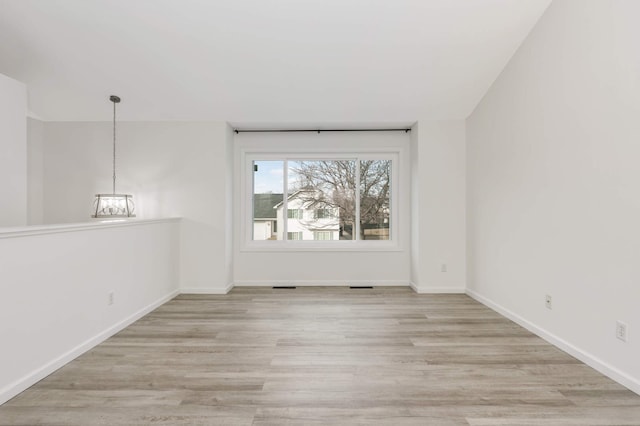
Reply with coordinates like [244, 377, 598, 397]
[253, 161, 284, 241]
[287, 209, 303, 219]
[314, 209, 333, 219]
[314, 231, 334, 241]
[359, 160, 391, 240]
[288, 160, 356, 240]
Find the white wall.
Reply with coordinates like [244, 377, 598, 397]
[467, 0, 640, 393]
[0, 73, 27, 227]
[42, 121, 233, 292]
[0, 219, 180, 405]
[411, 120, 466, 293]
[39, 120, 466, 292]
[233, 131, 411, 286]
[27, 118, 44, 225]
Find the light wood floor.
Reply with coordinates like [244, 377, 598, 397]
[1, 287, 639, 425]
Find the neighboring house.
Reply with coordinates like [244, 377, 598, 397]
[253, 193, 282, 240]
[254, 191, 388, 241]
[274, 190, 340, 241]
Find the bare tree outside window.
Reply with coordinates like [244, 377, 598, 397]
[360, 160, 391, 240]
[289, 160, 356, 240]
[289, 160, 391, 240]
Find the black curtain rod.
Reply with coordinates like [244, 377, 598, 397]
[234, 128, 411, 134]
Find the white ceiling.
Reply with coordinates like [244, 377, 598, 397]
[0, 0, 551, 123]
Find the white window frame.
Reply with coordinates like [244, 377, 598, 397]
[240, 148, 401, 252]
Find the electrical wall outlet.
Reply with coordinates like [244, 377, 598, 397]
[616, 321, 628, 342]
[108, 292, 115, 306]
[545, 294, 552, 310]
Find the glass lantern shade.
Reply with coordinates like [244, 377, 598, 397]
[91, 194, 136, 218]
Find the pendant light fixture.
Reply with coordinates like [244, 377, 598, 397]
[91, 95, 136, 218]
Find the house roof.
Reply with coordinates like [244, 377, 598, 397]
[253, 194, 283, 219]
[273, 190, 304, 209]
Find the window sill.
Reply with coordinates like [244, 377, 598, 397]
[240, 241, 403, 253]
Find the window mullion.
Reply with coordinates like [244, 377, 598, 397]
[283, 160, 288, 241]
[355, 158, 360, 241]
[249, 159, 254, 242]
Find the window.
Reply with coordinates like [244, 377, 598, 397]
[359, 160, 391, 240]
[314, 209, 333, 219]
[252, 161, 282, 241]
[287, 209, 303, 219]
[313, 231, 334, 241]
[287, 232, 303, 240]
[247, 152, 398, 249]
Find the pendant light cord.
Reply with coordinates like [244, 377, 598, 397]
[112, 98, 116, 195]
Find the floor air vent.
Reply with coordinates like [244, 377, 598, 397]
[272, 286, 297, 289]
[350, 286, 373, 289]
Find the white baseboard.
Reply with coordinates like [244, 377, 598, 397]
[466, 289, 640, 396]
[0, 289, 179, 406]
[180, 283, 234, 294]
[233, 280, 410, 287]
[409, 282, 466, 294]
